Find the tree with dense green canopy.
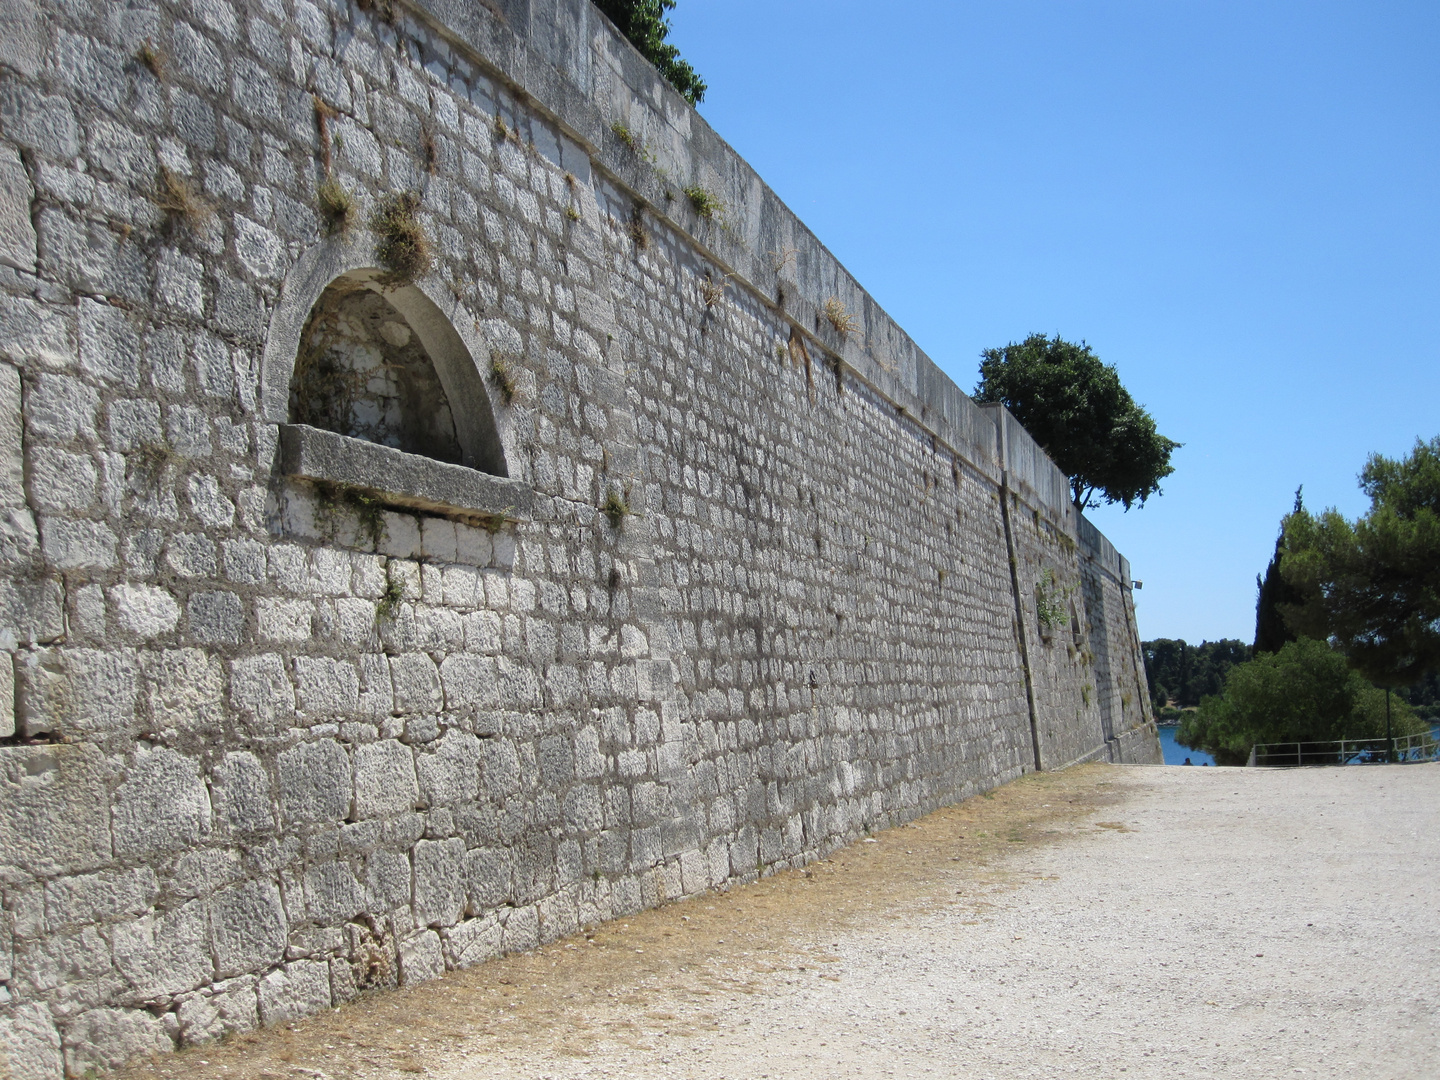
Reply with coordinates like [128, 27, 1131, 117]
[1280, 436, 1440, 689]
[1176, 637, 1426, 765]
[974, 334, 1179, 511]
[594, 0, 707, 105]
[1143, 638, 1250, 709]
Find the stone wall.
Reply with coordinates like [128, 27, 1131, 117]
[0, 0, 1159, 1074]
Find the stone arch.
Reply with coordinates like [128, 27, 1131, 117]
[261, 240, 508, 477]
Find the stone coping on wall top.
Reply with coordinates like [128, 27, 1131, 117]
[277, 424, 535, 523]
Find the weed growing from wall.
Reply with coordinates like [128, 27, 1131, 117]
[611, 121, 637, 150]
[489, 352, 517, 404]
[604, 488, 630, 529]
[1034, 567, 1077, 632]
[137, 39, 166, 80]
[371, 192, 430, 286]
[823, 296, 860, 338]
[683, 185, 722, 220]
[153, 168, 212, 234]
[316, 177, 355, 237]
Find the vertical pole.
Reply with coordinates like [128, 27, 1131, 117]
[1386, 688, 1393, 763]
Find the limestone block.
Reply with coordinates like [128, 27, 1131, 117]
[0, 743, 112, 878]
[277, 740, 352, 825]
[0, 653, 13, 738]
[397, 930, 444, 987]
[443, 915, 502, 969]
[39, 517, 116, 570]
[0, 574, 64, 648]
[500, 905, 539, 954]
[0, 364, 25, 508]
[255, 959, 331, 1026]
[359, 844, 411, 909]
[210, 751, 275, 835]
[15, 646, 141, 736]
[415, 729, 481, 808]
[61, 1007, 172, 1076]
[437, 653, 498, 713]
[293, 656, 360, 717]
[145, 648, 225, 732]
[44, 867, 158, 931]
[480, 738, 521, 797]
[174, 975, 261, 1046]
[112, 746, 211, 859]
[303, 860, 366, 926]
[413, 837, 466, 927]
[389, 652, 442, 714]
[187, 590, 244, 645]
[76, 296, 141, 385]
[110, 900, 211, 1002]
[0, 1003, 63, 1080]
[357, 653, 394, 718]
[108, 583, 180, 639]
[208, 879, 286, 979]
[229, 653, 295, 730]
[464, 846, 512, 909]
[0, 296, 72, 371]
[352, 740, 418, 819]
[0, 146, 36, 274]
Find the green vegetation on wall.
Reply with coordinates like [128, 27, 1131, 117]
[594, 0, 707, 105]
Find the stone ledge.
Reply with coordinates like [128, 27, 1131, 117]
[277, 425, 534, 523]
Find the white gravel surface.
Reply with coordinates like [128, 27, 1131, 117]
[436, 764, 1440, 1080]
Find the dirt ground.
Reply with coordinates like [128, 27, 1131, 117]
[118, 762, 1440, 1080]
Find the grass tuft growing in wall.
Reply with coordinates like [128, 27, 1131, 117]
[611, 121, 637, 150]
[823, 296, 860, 338]
[683, 185, 722, 220]
[603, 489, 630, 530]
[316, 177, 355, 237]
[137, 39, 166, 80]
[154, 167, 212, 234]
[489, 352, 517, 404]
[371, 192, 431, 286]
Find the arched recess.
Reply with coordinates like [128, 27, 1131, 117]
[260, 239, 508, 477]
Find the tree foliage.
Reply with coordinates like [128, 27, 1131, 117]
[1176, 638, 1426, 765]
[974, 334, 1179, 510]
[594, 0, 706, 105]
[1143, 638, 1250, 709]
[1280, 436, 1440, 688]
[1253, 488, 1306, 654]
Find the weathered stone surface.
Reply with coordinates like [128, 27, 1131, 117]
[44, 868, 158, 931]
[208, 879, 286, 979]
[276, 740, 352, 825]
[61, 1006, 172, 1076]
[0, 144, 36, 274]
[109, 901, 211, 1002]
[416, 729, 481, 808]
[397, 930, 444, 987]
[256, 960, 331, 1026]
[210, 751, 275, 835]
[0, 1003, 63, 1080]
[413, 837, 466, 927]
[352, 740, 419, 819]
[0, 744, 112, 878]
[112, 746, 211, 859]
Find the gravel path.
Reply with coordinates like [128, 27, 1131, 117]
[129, 763, 1440, 1080]
[433, 764, 1440, 1080]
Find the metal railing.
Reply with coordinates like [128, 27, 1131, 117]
[1246, 732, 1440, 768]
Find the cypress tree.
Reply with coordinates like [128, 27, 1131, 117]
[1254, 488, 1305, 654]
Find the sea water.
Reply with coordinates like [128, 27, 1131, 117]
[1157, 724, 1216, 767]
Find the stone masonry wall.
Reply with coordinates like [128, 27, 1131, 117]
[0, 0, 1159, 1074]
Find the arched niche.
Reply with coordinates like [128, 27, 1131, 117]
[261, 239, 533, 527]
[260, 242, 507, 477]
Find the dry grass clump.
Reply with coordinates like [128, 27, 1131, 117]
[823, 296, 861, 338]
[603, 488, 630, 529]
[699, 272, 729, 308]
[154, 167, 212, 233]
[371, 192, 430, 285]
[316, 177, 355, 236]
[137, 39, 166, 80]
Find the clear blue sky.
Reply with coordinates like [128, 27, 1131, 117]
[667, 0, 1440, 645]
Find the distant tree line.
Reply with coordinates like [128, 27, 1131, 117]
[1142, 638, 1250, 710]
